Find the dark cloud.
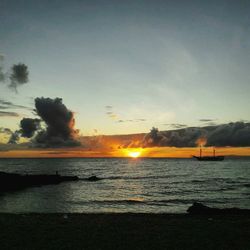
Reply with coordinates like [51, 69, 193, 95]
[206, 122, 250, 147]
[2, 118, 40, 144]
[34, 97, 80, 147]
[20, 118, 40, 138]
[0, 111, 19, 117]
[1, 97, 80, 147]
[199, 119, 216, 122]
[164, 123, 187, 129]
[8, 131, 20, 144]
[142, 122, 250, 147]
[0, 56, 29, 92]
[9, 63, 29, 92]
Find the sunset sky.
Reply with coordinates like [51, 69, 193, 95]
[1, 0, 250, 157]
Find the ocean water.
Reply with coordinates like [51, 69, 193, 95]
[0, 158, 249, 213]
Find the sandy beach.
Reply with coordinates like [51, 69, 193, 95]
[0, 213, 249, 250]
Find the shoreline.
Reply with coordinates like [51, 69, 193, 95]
[0, 213, 249, 250]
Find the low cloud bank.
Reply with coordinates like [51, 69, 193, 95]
[142, 122, 250, 147]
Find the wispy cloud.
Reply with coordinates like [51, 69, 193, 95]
[105, 105, 146, 123]
[0, 99, 31, 110]
[199, 118, 218, 126]
[163, 123, 187, 129]
[117, 119, 147, 123]
[105, 105, 119, 120]
[105, 105, 113, 109]
[0, 111, 20, 117]
[199, 119, 216, 122]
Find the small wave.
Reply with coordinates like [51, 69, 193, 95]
[79, 174, 188, 181]
[71, 199, 145, 205]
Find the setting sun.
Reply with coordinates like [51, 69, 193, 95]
[128, 151, 141, 158]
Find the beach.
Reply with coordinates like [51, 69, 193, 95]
[0, 213, 249, 250]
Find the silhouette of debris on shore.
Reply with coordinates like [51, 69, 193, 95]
[0, 171, 78, 192]
[187, 202, 250, 215]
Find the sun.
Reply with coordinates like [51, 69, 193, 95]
[128, 151, 141, 158]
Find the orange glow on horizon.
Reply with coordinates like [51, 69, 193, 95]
[196, 137, 207, 147]
[0, 146, 250, 158]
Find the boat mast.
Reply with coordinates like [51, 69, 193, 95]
[213, 148, 215, 157]
[200, 146, 202, 158]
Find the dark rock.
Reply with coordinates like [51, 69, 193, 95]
[187, 202, 250, 215]
[0, 171, 79, 193]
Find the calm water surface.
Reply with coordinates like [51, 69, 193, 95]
[0, 158, 249, 213]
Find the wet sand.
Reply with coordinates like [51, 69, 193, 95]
[0, 213, 249, 250]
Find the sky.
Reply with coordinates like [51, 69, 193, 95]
[0, 0, 250, 157]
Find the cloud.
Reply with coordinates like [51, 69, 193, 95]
[206, 122, 250, 147]
[34, 97, 80, 147]
[9, 63, 29, 92]
[8, 131, 20, 144]
[116, 119, 147, 123]
[20, 118, 41, 138]
[1, 118, 40, 144]
[199, 119, 216, 122]
[0, 58, 29, 93]
[199, 119, 218, 127]
[105, 106, 146, 124]
[0, 127, 12, 135]
[1, 97, 80, 147]
[164, 123, 187, 129]
[0, 99, 31, 110]
[0, 54, 5, 82]
[0, 111, 20, 117]
[142, 122, 250, 147]
[105, 105, 113, 109]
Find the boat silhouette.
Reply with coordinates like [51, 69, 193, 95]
[193, 147, 224, 161]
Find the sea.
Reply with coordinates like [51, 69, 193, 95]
[0, 158, 249, 213]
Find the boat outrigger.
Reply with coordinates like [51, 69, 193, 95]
[193, 147, 224, 161]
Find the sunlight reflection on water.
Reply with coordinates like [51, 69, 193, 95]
[0, 158, 249, 213]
